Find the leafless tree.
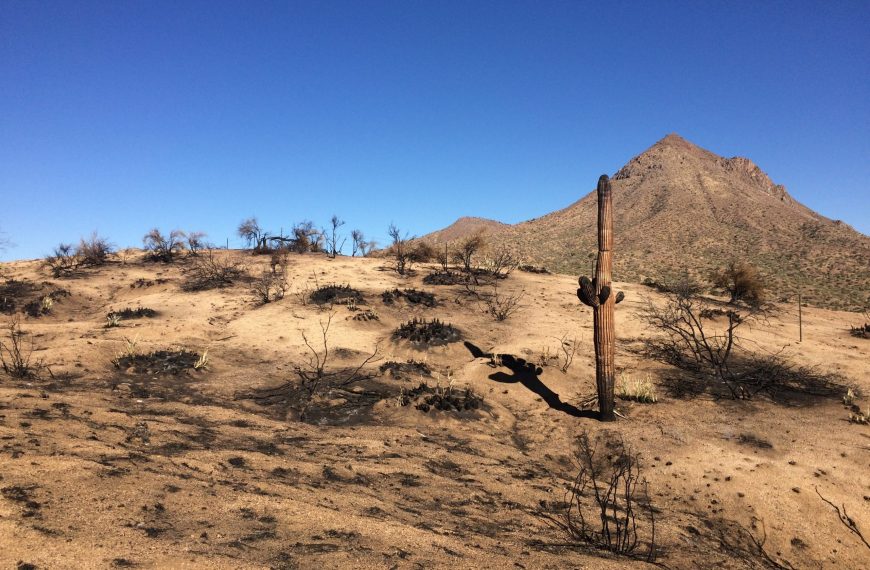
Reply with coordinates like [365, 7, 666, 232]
[351, 229, 365, 257]
[453, 233, 486, 273]
[435, 242, 451, 272]
[360, 239, 376, 257]
[237, 217, 270, 253]
[388, 223, 413, 275]
[291, 220, 321, 253]
[326, 215, 346, 258]
[483, 245, 518, 279]
[186, 231, 207, 255]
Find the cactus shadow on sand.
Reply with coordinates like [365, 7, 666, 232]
[464, 341, 597, 419]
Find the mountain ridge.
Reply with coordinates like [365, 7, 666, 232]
[419, 134, 870, 310]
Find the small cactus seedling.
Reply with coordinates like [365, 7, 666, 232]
[577, 175, 624, 421]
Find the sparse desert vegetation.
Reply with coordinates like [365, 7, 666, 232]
[0, 242, 867, 569]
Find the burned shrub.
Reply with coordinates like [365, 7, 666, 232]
[22, 289, 69, 318]
[44, 232, 113, 277]
[393, 318, 461, 345]
[380, 359, 432, 380]
[113, 348, 202, 375]
[250, 267, 287, 305]
[397, 381, 483, 413]
[107, 307, 157, 321]
[479, 283, 524, 321]
[0, 317, 47, 378]
[480, 246, 518, 279]
[310, 284, 364, 306]
[381, 288, 436, 307]
[423, 271, 468, 286]
[519, 265, 550, 274]
[0, 280, 39, 314]
[181, 251, 246, 291]
[453, 233, 486, 274]
[352, 309, 379, 321]
[640, 275, 844, 402]
[143, 229, 186, 262]
[130, 278, 169, 288]
[76, 232, 114, 266]
[537, 431, 656, 561]
[850, 311, 869, 339]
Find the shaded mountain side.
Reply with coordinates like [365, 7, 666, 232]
[419, 134, 870, 311]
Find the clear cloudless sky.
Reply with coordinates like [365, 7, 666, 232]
[1, 0, 868, 260]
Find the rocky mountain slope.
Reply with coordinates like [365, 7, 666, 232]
[421, 134, 870, 310]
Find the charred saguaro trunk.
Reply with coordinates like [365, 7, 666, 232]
[577, 175, 624, 421]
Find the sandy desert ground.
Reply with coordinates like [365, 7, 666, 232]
[0, 250, 867, 569]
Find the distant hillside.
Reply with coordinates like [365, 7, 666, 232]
[420, 134, 870, 310]
[422, 217, 508, 244]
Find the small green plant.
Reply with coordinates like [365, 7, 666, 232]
[105, 314, 122, 328]
[617, 373, 658, 403]
[40, 295, 54, 314]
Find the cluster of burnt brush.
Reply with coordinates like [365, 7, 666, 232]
[236, 216, 374, 259]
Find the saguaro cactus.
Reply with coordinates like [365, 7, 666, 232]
[577, 175, 624, 421]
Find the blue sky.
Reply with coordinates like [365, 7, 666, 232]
[1, 1, 868, 260]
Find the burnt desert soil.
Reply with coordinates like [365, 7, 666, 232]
[0, 251, 868, 569]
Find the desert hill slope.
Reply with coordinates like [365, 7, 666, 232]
[422, 134, 870, 310]
[0, 252, 868, 568]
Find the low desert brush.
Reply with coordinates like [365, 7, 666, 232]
[617, 373, 658, 403]
[193, 348, 210, 371]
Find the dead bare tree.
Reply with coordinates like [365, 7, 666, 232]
[186, 231, 207, 255]
[388, 223, 414, 275]
[237, 217, 270, 253]
[326, 215, 346, 258]
[350, 229, 365, 257]
[453, 233, 486, 274]
[482, 245, 518, 279]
